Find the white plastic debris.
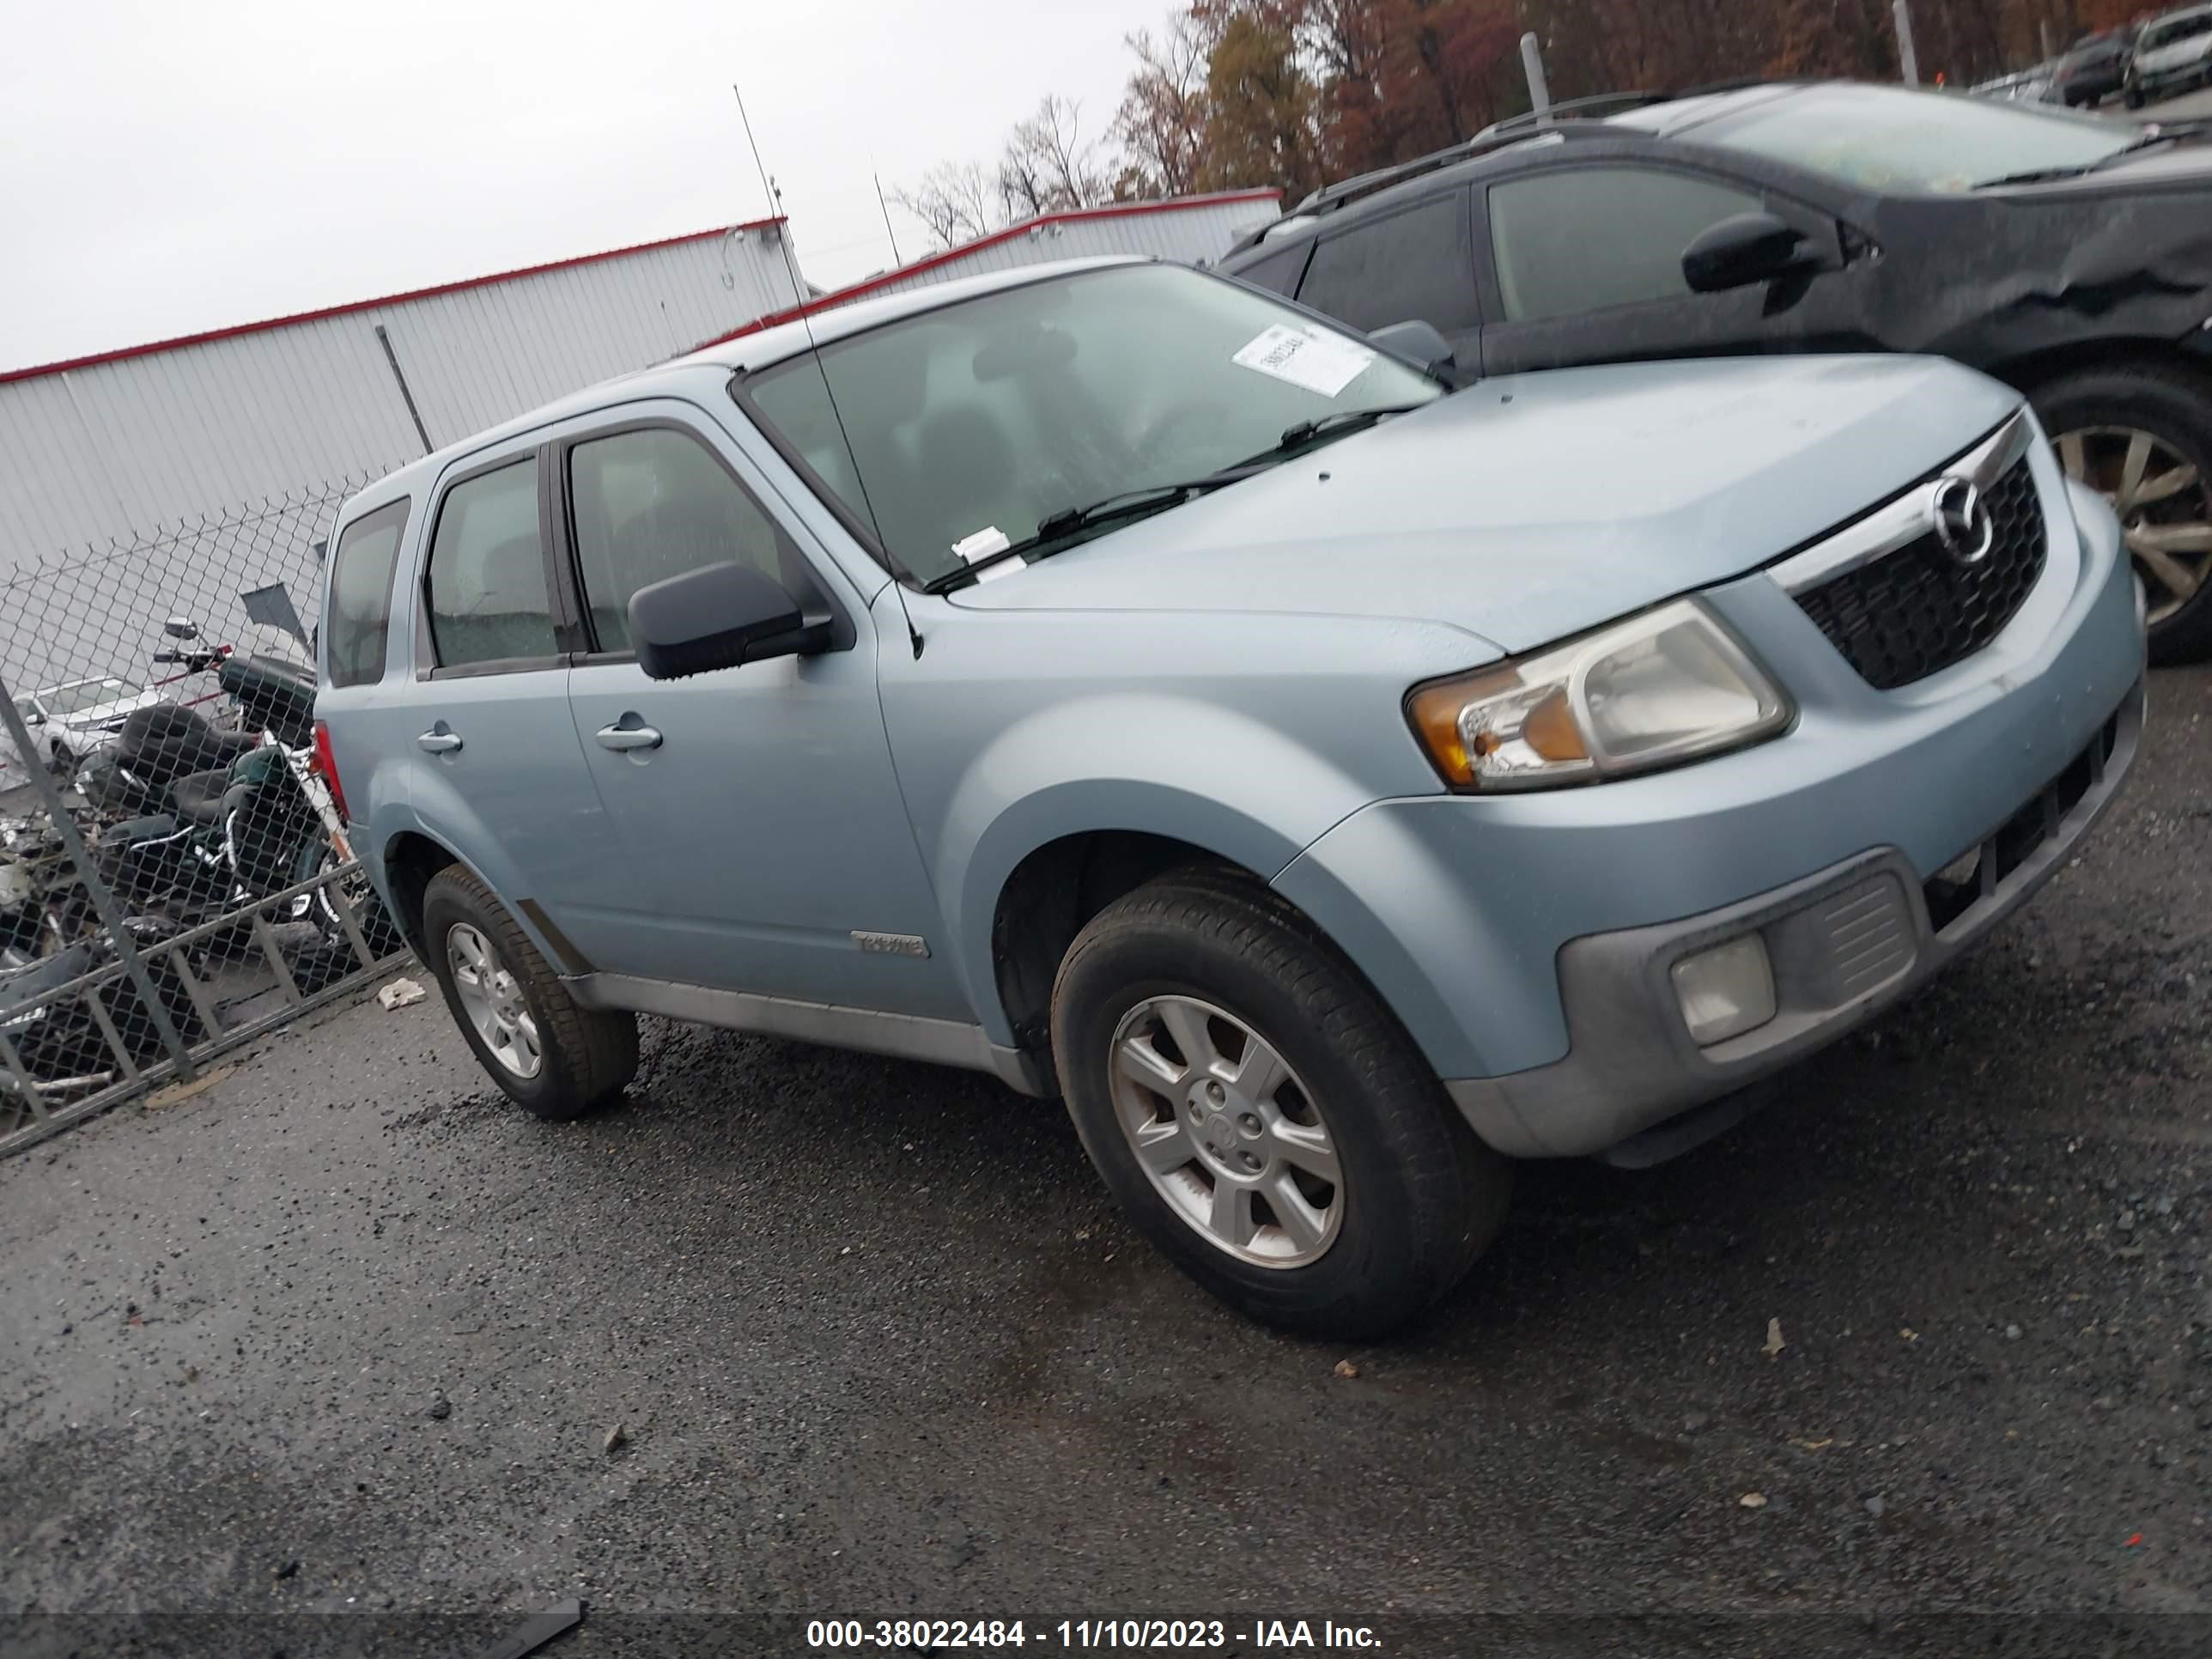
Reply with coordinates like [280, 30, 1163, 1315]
[377, 977, 427, 1011]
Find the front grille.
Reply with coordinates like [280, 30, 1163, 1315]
[1920, 705, 2123, 936]
[1796, 456, 2045, 690]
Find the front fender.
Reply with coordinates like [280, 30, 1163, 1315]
[939, 695, 1388, 1046]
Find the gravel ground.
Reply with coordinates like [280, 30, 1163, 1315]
[2, 667, 2208, 1658]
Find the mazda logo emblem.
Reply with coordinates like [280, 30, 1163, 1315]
[1931, 477, 1995, 568]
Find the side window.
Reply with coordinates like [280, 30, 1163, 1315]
[1297, 195, 1479, 334]
[1487, 167, 1765, 325]
[1231, 240, 1312, 299]
[425, 458, 556, 669]
[324, 498, 410, 688]
[568, 427, 803, 654]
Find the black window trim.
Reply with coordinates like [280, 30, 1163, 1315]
[548, 413, 854, 668]
[1475, 155, 1838, 331]
[1224, 237, 1314, 301]
[323, 494, 413, 690]
[416, 444, 573, 682]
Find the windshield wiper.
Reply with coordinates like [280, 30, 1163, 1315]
[1976, 132, 2180, 190]
[923, 472, 1255, 593]
[1231, 403, 1430, 468]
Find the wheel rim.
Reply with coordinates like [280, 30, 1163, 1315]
[447, 921, 542, 1079]
[2054, 424, 2212, 626]
[1107, 994, 1343, 1269]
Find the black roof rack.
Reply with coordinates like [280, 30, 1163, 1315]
[1278, 91, 1672, 221]
[1231, 78, 1800, 255]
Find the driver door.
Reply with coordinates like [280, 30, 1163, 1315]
[1474, 161, 1875, 377]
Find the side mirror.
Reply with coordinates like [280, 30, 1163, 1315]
[163, 617, 200, 641]
[629, 561, 831, 682]
[1369, 319, 1456, 376]
[21, 708, 43, 727]
[1682, 212, 1810, 294]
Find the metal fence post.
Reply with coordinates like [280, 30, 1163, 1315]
[1893, 0, 1921, 84]
[1521, 32, 1553, 119]
[0, 676, 198, 1079]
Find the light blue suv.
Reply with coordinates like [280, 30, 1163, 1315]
[317, 258, 2144, 1336]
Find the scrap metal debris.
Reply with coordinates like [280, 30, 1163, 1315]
[378, 977, 427, 1011]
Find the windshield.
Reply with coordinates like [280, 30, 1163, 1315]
[40, 678, 138, 716]
[740, 263, 1443, 585]
[1692, 84, 2142, 193]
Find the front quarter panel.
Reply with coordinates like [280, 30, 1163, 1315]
[878, 596, 1493, 1044]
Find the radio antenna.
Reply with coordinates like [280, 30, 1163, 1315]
[732, 82, 923, 658]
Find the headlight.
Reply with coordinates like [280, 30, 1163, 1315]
[1406, 599, 1792, 792]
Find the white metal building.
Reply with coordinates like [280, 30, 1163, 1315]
[0, 218, 806, 565]
[711, 190, 1282, 344]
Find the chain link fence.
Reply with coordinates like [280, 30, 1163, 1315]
[1, 478, 410, 1156]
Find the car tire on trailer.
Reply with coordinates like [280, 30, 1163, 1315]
[2033, 360, 2212, 665]
[1050, 868, 1510, 1340]
[421, 866, 636, 1121]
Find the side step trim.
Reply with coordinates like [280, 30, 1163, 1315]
[563, 971, 1048, 1097]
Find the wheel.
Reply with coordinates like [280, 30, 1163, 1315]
[1050, 870, 1510, 1339]
[289, 840, 404, 958]
[48, 744, 76, 781]
[421, 866, 636, 1120]
[2124, 87, 2144, 108]
[2034, 361, 2212, 665]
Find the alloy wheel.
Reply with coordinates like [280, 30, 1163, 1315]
[2054, 425, 2212, 626]
[447, 921, 542, 1079]
[1107, 994, 1343, 1268]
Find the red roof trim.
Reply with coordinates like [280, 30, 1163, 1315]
[0, 217, 789, 386]
[708, 190, 1283, 345]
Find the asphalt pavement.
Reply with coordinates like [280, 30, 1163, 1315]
[3, 666, 2209, 1658]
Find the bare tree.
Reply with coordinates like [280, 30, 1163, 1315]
[889, 161, 1000, 252]
[999, 96, 1112, 216]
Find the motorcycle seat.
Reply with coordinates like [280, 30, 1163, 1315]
[170, 769, 234, 826]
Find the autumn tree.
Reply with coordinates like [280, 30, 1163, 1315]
[1115, 13, 1220, 196]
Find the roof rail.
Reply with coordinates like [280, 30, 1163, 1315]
[1279, 90, 1670, 221]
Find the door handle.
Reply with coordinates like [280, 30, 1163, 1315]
[595, 722, 663, 753]
[416, 729, 463, 755]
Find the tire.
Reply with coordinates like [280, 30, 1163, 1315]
[2031, 360, 2212, 665]
[48, 744, 76, 781]
[1050, 869, 1510, 1340]
[2124, 87, 2144, 108]
[420, 866, 636, 1121]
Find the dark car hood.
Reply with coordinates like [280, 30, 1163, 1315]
[948, 355, 2020, 653]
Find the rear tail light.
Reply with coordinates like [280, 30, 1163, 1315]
[311, 720, 350, 823]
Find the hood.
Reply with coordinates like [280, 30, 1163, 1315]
[949, 355, 2021, 653]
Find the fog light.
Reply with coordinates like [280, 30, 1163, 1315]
[1670, 934, 1777, 1047]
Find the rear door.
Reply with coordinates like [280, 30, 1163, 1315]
[1473, 159, 1874, 376]
[1290, 190, 1485, 368]
[403, 441, 629, 967]
[553, 401, 968, 1022]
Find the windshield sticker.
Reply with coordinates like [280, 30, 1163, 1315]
[951, 525, 1022, 580]
[1232, 325, 1376, 398]
[952, 526, 1011, 563]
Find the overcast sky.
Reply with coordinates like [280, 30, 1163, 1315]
[0, 0, 1164, 371]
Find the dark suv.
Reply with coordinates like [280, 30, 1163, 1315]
[1222, 81, 2212, 661]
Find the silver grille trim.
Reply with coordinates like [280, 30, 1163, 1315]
[1769, 410, 2039, 597]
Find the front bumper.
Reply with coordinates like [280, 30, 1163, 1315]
[1444, 679, 2141, 1160]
